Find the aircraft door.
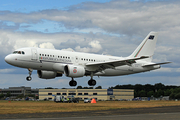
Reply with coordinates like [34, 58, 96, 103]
[75, 56, 79, 63]
[31, 48, 38, 60]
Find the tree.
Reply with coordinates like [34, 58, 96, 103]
[45, 87, 54, 89]
[83, 87, 93, 89]
[27, 94, 35, 97]
[76, 86, 83, 89]
[144, 84, 154, 92]
[147, 91, 154, 97]
[173, 88, 180, 94]
[95, 86, 102, 89]
[138, 90, 146, 97]
[154, 83, 165, 91]
[6, 92, 11, 97]
[109, 83, 180, 98]
[175, 93, 180, 99]
[164, 89, 171, 96]
[169, 93, 176, 100]
[16, 94, 24, 99]
[157, 89, 164, 97]
[0, 93, 4, 99]
[134, 84, 143, 92]
[134, 91, 138, 97]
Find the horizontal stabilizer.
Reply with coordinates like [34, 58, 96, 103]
[142, 62, 171, 67]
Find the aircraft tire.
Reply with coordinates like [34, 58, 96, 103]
[88, 79, 96, 86]
[69, 80, 77, 86]
[26, 76, 32, 81]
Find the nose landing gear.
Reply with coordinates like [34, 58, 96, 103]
[26, 68, 33, 81]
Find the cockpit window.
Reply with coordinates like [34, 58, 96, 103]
[13, 51, 25, 55]
[13, 51, 18, 54]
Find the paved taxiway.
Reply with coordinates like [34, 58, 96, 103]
[2, 113, 180, 120]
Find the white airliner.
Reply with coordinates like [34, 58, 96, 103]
[5, 32, 170, 86]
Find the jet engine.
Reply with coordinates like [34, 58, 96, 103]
[37, 70, 62, 79]
[64, 65, 85, 78]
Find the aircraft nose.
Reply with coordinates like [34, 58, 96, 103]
[5, 55, 12, 64]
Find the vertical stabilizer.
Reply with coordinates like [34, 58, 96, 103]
[129, 32, 158, 62]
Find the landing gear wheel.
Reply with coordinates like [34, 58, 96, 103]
[26, 76, 32, 81]
[92, 80, 96, 86]
[72, 81, 77, 86]
[69, 81, 77, 86]
[88, 79, 96, 86]
[69, 78, 77, 86]
[26, 68, 33, 81]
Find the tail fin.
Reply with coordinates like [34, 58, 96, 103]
[129, 31, 158, 62]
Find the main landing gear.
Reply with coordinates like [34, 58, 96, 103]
[69, 72, 97, 87]
[88, 79, 96, 86]
[26, 68, 33, 81]
[69, 78, 77, 86]
[69, 78, 96, 87]
[88, 72, 96, 86]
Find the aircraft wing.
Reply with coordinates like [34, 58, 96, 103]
[86, 56, 148, 70]
[142, 62, 171, 67]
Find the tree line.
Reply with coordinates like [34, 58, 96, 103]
[109, 83, 180, 99]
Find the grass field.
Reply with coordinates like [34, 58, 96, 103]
[0, 100, 180, 114]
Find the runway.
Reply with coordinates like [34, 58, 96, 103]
[2, 113, 180, 120]
[1, 106, 180, 119]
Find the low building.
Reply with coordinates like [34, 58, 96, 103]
[0, 86, 39, 98]
[39, 89, 134, 101]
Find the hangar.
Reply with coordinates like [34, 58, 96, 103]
[39, 89, 134, 101]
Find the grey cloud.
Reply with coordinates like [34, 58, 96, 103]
[0, 21, 20, 30]
[0, 1, 180, 36]
[59, 39, 79, 49]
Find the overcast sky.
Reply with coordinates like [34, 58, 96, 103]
[0, 0, 179, 89]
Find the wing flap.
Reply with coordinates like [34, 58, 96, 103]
[142, 62, 171, 67]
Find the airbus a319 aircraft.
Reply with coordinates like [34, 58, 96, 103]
[5, 32, 170, 86]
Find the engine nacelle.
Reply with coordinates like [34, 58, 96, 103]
[37, 70, 62, 79]
[64, 65, 85, 78]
